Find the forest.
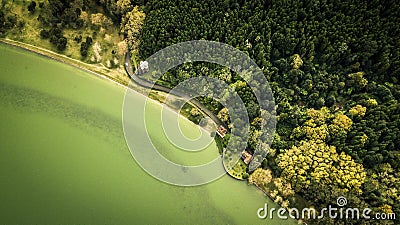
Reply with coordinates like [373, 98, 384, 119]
[138, 0, 400, 224]
[1, 0, 399, 224]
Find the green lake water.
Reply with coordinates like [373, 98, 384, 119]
[0, 43, 295, 224]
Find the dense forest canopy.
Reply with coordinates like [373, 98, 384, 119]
[138, 0, 400, 224]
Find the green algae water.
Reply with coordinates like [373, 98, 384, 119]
[0, 43, 295, 224]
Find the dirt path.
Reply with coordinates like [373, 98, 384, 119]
[124, 52, 227, 128]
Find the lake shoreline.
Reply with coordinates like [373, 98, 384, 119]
[0, 38, 213, 135]
[0, 38, 128, 89]
[0, 41, 298, 224]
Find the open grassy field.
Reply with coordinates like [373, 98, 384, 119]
[2, 1, 128, 83]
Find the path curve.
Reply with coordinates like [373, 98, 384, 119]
[124, 52, 227, 129]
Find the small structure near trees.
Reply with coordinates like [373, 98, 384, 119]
[241, 150, 253, 164]
[138, 60, 149, 75]
[216, 125, 227, 138]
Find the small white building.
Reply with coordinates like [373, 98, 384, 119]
[139, 61, 149, 74]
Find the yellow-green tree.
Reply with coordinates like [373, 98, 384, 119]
[349, 104, 367, 117]
[248, 168, 273, 187]
[116, 0, 134, 15]
[332, 113, 353, 131]
[278, 107, 365, 201]
[366, 98, 378, 107]
[291, 107, 332, 141]
[120, 6, 145, 55]
[277, 140, 366, 194]
[291, 54, 303, 69]
[348, 71, 368, 87]
[217, 107, 229, 122]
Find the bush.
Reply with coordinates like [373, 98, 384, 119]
[85, 36, 92, 45]
[56, 36, 67, 51]
[27, 1, 37, 13]
[49, 27, 62, 38]
[39, 29, 49, 39]
[74, 35, 82, 43]
[49, 35, 58, 45]
[80, 42, 89, 57]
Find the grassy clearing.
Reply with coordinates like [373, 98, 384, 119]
[3, 1, 128, 84]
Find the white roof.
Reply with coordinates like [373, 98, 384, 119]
[139, 61, 149, 70]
